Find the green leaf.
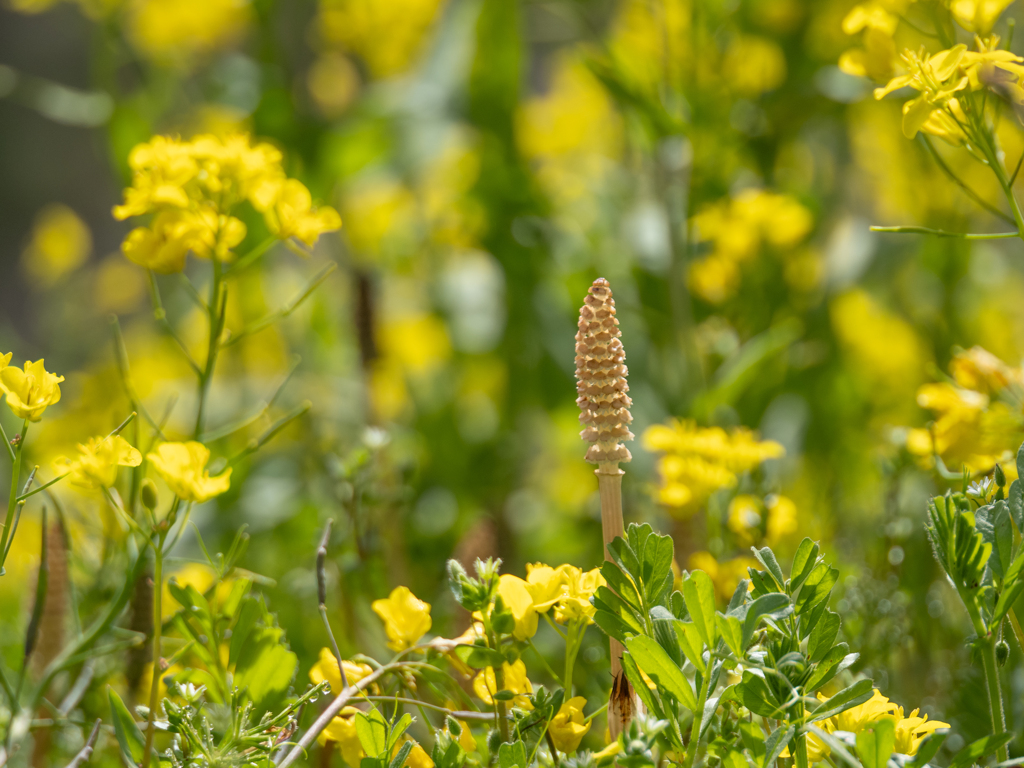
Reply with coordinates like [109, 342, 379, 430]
[675, 621, 707, 672]
[907, 730, 949, 768]
[808, 679, 873, 723]
[625, 635, 697, 710]
[228, 597, 261, 667]
[807, 610, 841, 663]
[232, 626, 298, 709]
[716, 614, 744, 657]
[735, 670, 783, 718]
[856, 718, 895, 768]
[453, 644, 506, 669]
[390, 741, 414, 768]
[109, 687, 146, 768]
[976, 502, 1012, 580]
[743, 593, 792, 647]
[681, 571, 717, 650]
[763, 725, 795, 768]
[752, 547, 786, 591]
[620, 650, 665, 720]
[739, 721, 767, 762]
[948, 732, 1014, 768]
[805, 643, 855, 693]
[600, 562, 643, 612]
[498, 741, 528, 768]
[1009, 479, 1024, 534]
[356, 710, 389, 758]
[790, 539, 820, 592]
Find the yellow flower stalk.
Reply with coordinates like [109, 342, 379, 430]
[0, 359, 64, 422]
[548, 696, 591, 753]
[53, 435, 142, 489]
[371, 585, 432, 651]
[575, 277, 635, 737]
[147, 441, 232, 503]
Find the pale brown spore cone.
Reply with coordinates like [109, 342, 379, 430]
[575, 277, 634, 475]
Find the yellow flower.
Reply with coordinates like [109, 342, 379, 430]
[727, 495, 763, 545]
[525, 563, 566, 611]
[319, 706, 365, 767]
[259, 178, 342, 246]
[21, 204, 92, 286]
[0, 359, 64, 422]
[0, 353, 10, 374]
[722, 35, 787, 97]
[472, 660, 533, 709]
[147, 442, 232, 503]
[496, 574, 539, 640]
[833, 689, 898, 733]
[127, 0, 251, 64]
[688, 552, 758, 603]
[53, 435, 142, 489]
[372, 586, 432, 651]
[553, 566, 606, 624]
[950, 0, 1015, 33]
[548, 696, 591, 753]
[308, 647, 375, 693]
[121, 211, 203, 273]
[766, 495, 799, 545]
[396, 740, 434, 768]
[892, 707, 950, 755]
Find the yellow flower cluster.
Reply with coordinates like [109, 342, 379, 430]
[53, 435, 142, 490]
[688, 189, 814, 304]
[372, 586, 432, 651]
[799, 689, 949, 761]
[126, 0, 251, 65]
[483, 564, 607, 641]
[726, 494, 799, 547]
[643, 419, 785, 517]
[148, 442, 232, 503]
[906, 346, 1023, 474]
[114, 134, 340, 272]
[0, 356, 64, 422]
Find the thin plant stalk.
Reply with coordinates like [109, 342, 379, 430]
[142, 533, 166, 768]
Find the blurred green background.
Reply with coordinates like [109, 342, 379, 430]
[3, 0, 1024, 760]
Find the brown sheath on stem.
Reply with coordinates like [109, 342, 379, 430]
[575, 277, 638, 739]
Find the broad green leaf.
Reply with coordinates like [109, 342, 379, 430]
[592, 609, 636, 645]
[790, 538, 820, 592]
[498, 741, 528, 768]
[681, 571, 717, 650]
[742, 593, 792, 647]
[600, 562, 643, 612]
[807, 610, 841, 663]
[752, 547, 786, 591]
[976, 502, 1012, 580]
[453, 643, 506, 669]
[228, 597, 261, 667]
[739, 721, 767, 762]
[716, 614, 744, 657]
[808, 679, 873, 723]
[620, 649, 665, 720]
[948, 732, 1013, 768]
[625, 635, 697, 710]
[675, 621, 706, 672]
[723, 751, 747, 768]
[108, 687, 146, 768]
[233, 626, 298, 709]
[1009, 479, 1024, 534]
[805, 643, 854, 692]
[856, 718, 895, 768]
[734, 670, 783, 718]
[386, 714, 413, 751]
[763, 725, 795, 768]
[356, 710, 389, 758]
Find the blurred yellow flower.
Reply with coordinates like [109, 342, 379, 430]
[127, 0, 251, 64]
[318, 706, 365, 767]
[553, 566, 605, 624]
[53, 435, 142, 489]
[257, 178, 342, 247]
[839, 2, 900, 81]
[308, 647, 375, 693]
[549, 696, 591, 753]
[723, 35, 787, 96]
[396, 740, 434, 768]
[0, 359, 64, 422]
[372, 586, 432, 651]
[472, 660, 533, 709]
[318, 0, 446, 78]
[950, 0, 1015, 33]
[643, 419, 784, 517]
[21, 204, 92, 286]
[147, 442, 231, 503]
[766, 495, 798, 544]
[727, 495, 763, 546]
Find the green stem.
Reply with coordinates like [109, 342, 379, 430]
[142, 537, 165, 768]
[980, 638, 1008, 762]
[563, 622, 580, 694]
[793, 700, 809, 768]
[1, 420, 28, 567]
[683, 662, 711, 768]
[194, 259, 226, 439]
[487, 628, 510, 743]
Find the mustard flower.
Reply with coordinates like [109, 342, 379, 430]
[892, 707, 950, 755]
[495, 574, 538, 640]
[950, 0, 1015, 33]
[525, 563, 565, 611]
[473, 660, 533, 709]
[53, 435, 142, 489]
[0, 359, 64, 422]
[258, 178, 342, 246]
[147, 441, 232, 503]
[548, 696, 591, 753]
[372, 586, 432, 651]
[308, 647, 375, 693]
[0, 353, 10, 373]
[318, 706, 364, 767]
[553, 566, 605, 624]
